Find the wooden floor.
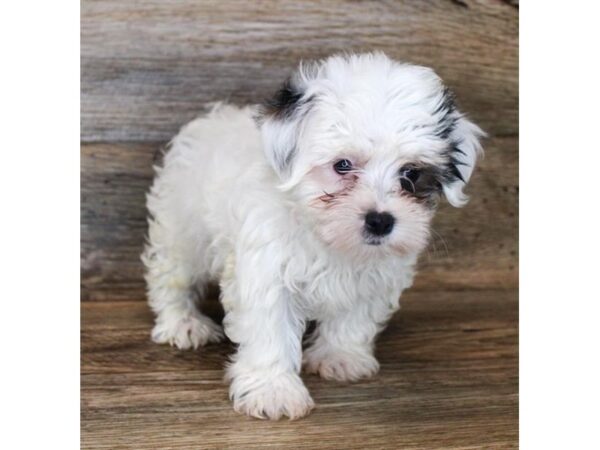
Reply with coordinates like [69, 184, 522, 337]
[81, 288, 518, 449]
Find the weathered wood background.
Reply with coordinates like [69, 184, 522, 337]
[81, 0, 518, 448]
[81, 0, 518, 301]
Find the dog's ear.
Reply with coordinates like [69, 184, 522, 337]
[441, 114, 485, 207]
[258, 77, 313, 180]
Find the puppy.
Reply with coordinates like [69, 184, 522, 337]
[142, 52, 484, 420]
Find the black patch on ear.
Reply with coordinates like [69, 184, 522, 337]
[258, 77, 316, 176]
[433, 87, 458, 140]
[446, 158, 466, 183]
[434, 89, 469, 186]
[262, 78, 305, 120]
[441, 143, 468, 185]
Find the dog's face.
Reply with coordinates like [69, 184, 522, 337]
[260, 53, 484, 257]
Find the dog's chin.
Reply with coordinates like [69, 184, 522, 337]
[362, 238, 418, 254]
[317, 230, 422, 258]
[363, 229, 432, 256]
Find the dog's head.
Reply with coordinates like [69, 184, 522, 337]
[258, 53, 484, 257]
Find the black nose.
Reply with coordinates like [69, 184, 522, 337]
[364, 211, 395, 237]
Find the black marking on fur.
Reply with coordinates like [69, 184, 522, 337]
[432, 87, 471, 188]
[398, 164, 444, 208]
[451, 146, 466, 156]
[436, 143, 468, 187]
[258, 77, 316, 175]
[401, 87, 470, 198]
[262, 78, 305, 120]
[433, 87, 459, 140]
[446, 159, 466, 183]
[398, 149, 470, 207]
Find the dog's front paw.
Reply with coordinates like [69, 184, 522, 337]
[304, 345, 380, 382]
[229, 371, 314, 420]
[151, 312, 224, 350]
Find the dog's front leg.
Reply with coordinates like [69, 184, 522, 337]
[304, 294, 401, 382]
[220, 251, 314, 420]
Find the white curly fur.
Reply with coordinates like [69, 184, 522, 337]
[142, 53, 483, 420]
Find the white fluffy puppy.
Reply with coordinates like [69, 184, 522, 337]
[142, 52, 484, 420]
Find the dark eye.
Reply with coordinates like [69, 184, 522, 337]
[401, 167, 420, 182]
[399, 166, 421, 193]
[333, 159, 353, 174]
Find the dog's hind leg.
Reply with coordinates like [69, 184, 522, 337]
[142, 218, 224, 350]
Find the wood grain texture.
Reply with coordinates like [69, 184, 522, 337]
[81, 136, 517, 301]
[81, 289, 518, 449]
[81, 0, 518, 142]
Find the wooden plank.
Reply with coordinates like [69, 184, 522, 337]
[81, 289, 518, 449]
[81, 136, 517, 301]
[81, 0, 518, 142]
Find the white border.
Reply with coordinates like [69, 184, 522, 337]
[521, 1, 600, 448]
[0, 1, 80, 449]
